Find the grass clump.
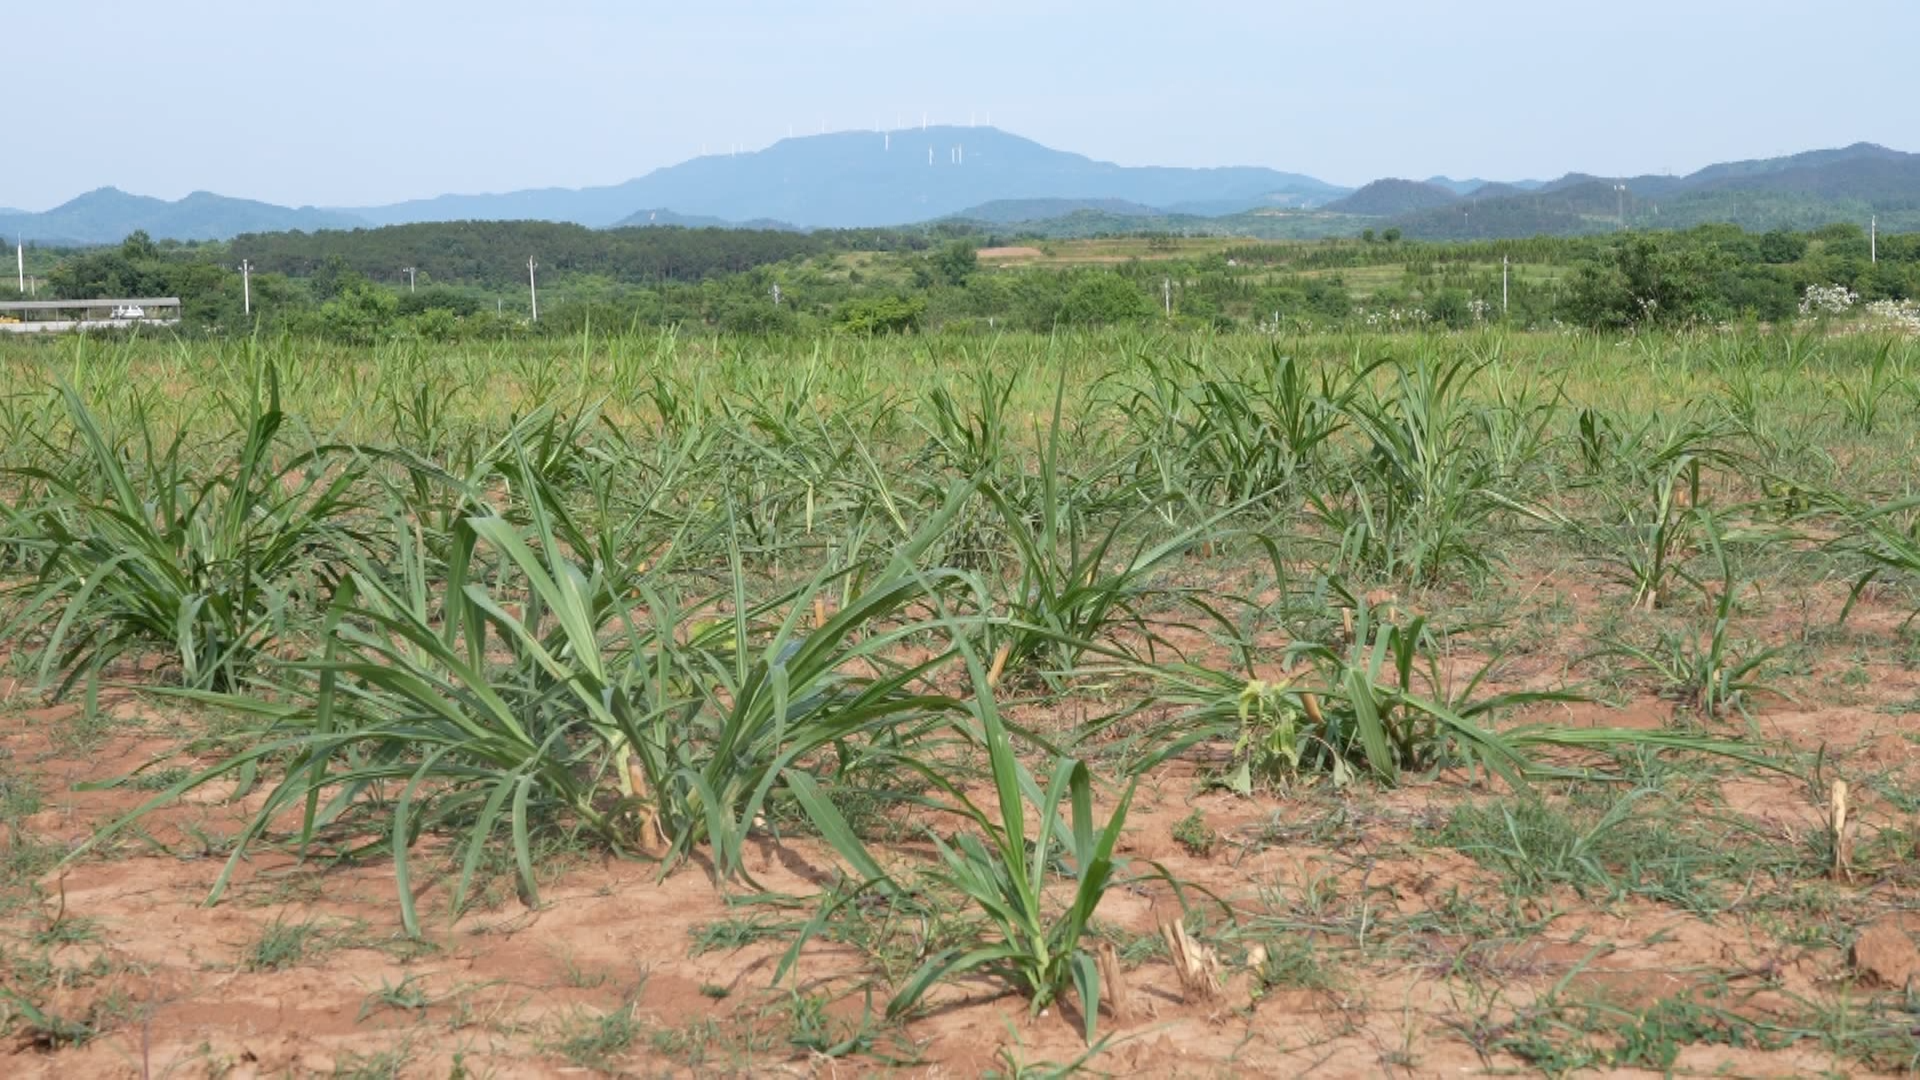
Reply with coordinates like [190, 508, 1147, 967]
[1171, 809, 1217, 857]
[244, 917, 330, 972]
[1434, 790, 1733, 908]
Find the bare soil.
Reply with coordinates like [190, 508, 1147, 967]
[4, 571, 1920, 1077]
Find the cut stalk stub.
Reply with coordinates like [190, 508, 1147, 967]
[1830, 779, 1851, 883]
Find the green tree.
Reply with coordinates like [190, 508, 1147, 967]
[1757, 230, 1808, 264]
[1565, 238, 1717, 329]
[1427, 288, 1473, 329]
[1054, 273, 1154, 326]
[317, 282, 400, 344]
[932, 241, 979, 286]
[835, 294, 925, 334]
[120, 230, 159, 262]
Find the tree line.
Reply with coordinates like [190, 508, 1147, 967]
[27, 220, 1920, 341]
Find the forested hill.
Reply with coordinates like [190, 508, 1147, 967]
[1379, 144, 1920, 239]
[228, 221, 931, 291]
[1323, 180, 1461, 216]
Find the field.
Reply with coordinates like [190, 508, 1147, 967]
[3, 326, 1920, 1077]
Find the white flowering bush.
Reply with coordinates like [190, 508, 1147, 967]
[1799, 283, 1859, 317]
[1358, 306, 1430, 330]
[1864, 298, 1920, 334]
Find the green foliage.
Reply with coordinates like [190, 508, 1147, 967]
[1591, 515, 1785, 717]
[1054, 272, 1155, 326]
[883, 639, 1136, 1046]
[1566, 237, 1720, 328]
[931, 241, 979, 286]
[1310, 351, 1525, 584]
[1758, 229, 1809, 263]
[836, 294, 925, 335]
[1, 370, 364, 695]
[317, 282, 401, 345]
[1170, 809, 1216, 857]
[0, 322, 1859, 1064]
[234, 220, 924, 292]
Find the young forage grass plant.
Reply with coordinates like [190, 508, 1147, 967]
[1807, 489, 1920, 628]
[65, 453, 980, 937]
[1543, 413, 1743, 612]
[871, 619, 1138, 1046]
[1308, 350, 1518, 585]
[1589, 513, 1786, 719]
[1131, 599, 1780, 789]
[1, 372, 368, 697]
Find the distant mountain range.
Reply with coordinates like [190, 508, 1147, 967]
[1381, 144, 1920, 239]
[0, 189, 360, 246]
[4, 132, 1916, 246]
[339, 127, 1345, 231]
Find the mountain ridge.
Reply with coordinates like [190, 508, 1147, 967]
[6, 135, 1917, 245]
[0, 187, 364, 246]
[340, 127, 1348, 231]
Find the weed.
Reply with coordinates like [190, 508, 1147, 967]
[245, 917, 328, 972]
[1171, 809, 1217, 857]
[548, 1002, 643, 1072]
[689, 915, 790, 956]
[1249, 936, 1335, 994]
[356, 973, 434, 1021]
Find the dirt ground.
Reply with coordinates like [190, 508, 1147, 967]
[4, 568, 1920, 1078]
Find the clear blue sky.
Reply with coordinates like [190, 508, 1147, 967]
[11, 0, 1917, 210]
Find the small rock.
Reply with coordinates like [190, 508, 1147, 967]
[1851, 921, 1920, 987]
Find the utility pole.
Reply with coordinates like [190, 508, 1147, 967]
[1502, 255, 1509, 316]
[1163, 278, 1171, 317]
[1871, 216, 1877, 263]
[15, 239, 23, 294]
[528, 258, 539, 321]
[403, 267, 416, 292]
[240, 259, 252, 316]
[771, 283, 781, 306]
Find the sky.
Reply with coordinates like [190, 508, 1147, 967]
[9, 0, 1918, 211]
